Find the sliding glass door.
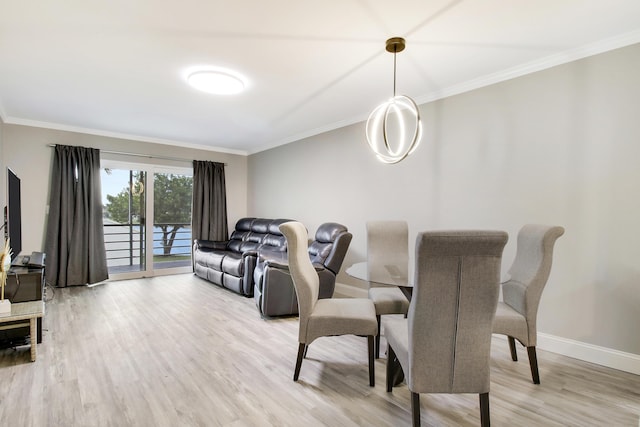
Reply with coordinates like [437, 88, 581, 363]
[101, 162, 193, 279]
[151, 171, 193, 271]
[102, 168, 147, 275]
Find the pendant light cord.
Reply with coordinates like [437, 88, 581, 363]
[393, 49, 397, 97]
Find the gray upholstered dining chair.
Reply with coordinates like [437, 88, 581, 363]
[385, 230, 508, 427]
[366, 220, 410, 358]
[279, 221, 378, 386]
[492, 224, 564, 384]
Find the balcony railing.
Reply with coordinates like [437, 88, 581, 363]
[103, 221, 192, 273]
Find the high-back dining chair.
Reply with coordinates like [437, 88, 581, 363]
[492, 224, 564, 384]
[279, 221, 378, 386]
[385, 230, 508, 427]
[366, 221, 411, 358]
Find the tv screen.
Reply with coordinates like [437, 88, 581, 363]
[6, 168, 22, 261]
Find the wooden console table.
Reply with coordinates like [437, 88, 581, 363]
[4, 266, 45, 343]
[0, 301, 45, 361]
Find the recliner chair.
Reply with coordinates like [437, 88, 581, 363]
[253, 222, 353, 317]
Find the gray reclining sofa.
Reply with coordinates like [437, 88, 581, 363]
[193, 217, 292, 296]
[193, 218, 352, 317]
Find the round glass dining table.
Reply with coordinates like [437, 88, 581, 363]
[345, 261, 413, 299]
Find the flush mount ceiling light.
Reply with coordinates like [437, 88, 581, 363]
[186, 67, 247, 95]
[366, 37, 422, 164]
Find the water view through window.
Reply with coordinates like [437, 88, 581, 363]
[101, 168, 193, 275]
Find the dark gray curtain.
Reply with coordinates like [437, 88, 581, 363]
[192, 161, 228, 242]
[44, 145, 108, 287]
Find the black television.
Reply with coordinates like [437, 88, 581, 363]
[4, 168, 22, 261]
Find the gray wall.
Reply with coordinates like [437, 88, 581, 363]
[248, 43, 640, 357]
[0, 124, 248, 260]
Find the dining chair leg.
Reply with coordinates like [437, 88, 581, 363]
[411, 392, 421, 427]
[479, 392, 490, 427]
[386, 345, 396, 392]
[375, 314, 381, 359]
[386, 344, 406, 388]
[527, 346, 540, 384]
[508, 336, 518, 361]
[293, 343, 306, 381]
[368, 335, 375, 386]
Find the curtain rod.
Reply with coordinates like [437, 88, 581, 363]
[47, 144, 227, 165]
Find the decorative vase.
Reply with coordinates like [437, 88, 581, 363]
[0, 238, 13, 316]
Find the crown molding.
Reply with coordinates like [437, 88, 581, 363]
[3, 116, 248, 156]
[251, 30, 640, 155]
[248, 115, 369, 155]
[413, 29, 640, 106]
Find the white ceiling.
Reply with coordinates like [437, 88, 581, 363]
[1, 1, 639, 155]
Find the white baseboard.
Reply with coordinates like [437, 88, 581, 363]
[335, 282, 640, 376]
[537, 333, 640, 376]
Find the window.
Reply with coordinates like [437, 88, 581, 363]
[101, 161, 193, 279]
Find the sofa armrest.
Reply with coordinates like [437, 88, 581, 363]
[243, 250, 259, 258]
[264, 259, 324, 272]
[194, 239, 228, 251]
[311, 262, 326, 272]
[264, 258, 290, 270]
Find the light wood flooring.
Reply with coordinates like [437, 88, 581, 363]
[0, 274, 638, 426]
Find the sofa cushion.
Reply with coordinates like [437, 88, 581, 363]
[245, 231, 266, 245]
[260, 219, 289, 251]
[239, 240, 261, 253]
[226, 218, 256, 253]
[263, 233, 286, 248]
[315, 222, 347, 243]
[224, 274, 243, 294]
[309, 223, 348, 265]
[309, 241, 332, 264]
[235, 217, 256, 231]
[226, 239, 243, 253]
[251, 218, 272, 233]
[206, 267, 223, 286]
[268, 219, 290, 234]
[195, 240, 227, 250]
[222, 252, 244, 276]
[194, 249, 224, 270]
